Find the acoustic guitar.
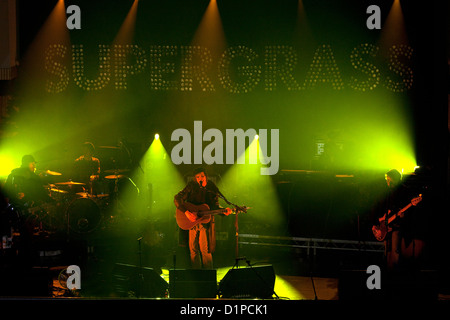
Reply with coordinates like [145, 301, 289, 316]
[176, 202, 248, 230]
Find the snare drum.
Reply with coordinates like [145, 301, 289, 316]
[90, 178, 110, 198]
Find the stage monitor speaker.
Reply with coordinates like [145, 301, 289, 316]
[112, 263, 168, 298]
[338, 269, 438, 300]
[169, 269, 217, 298]
[338, 269, 385, 300]
[218, 265, 276, 299]
[0, 267, 52, 297]
[386, 270, 438, 301]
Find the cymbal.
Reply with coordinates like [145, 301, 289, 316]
[104, 169, 129, 174]
[76, 192, 90, 197]
[46, 170, 62, 176]
[104, 174, 126, 180]
[50, 188, 69, 194]
[54, 181, 86, 186]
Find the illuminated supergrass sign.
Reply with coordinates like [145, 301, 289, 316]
[44, 43, 413, 94]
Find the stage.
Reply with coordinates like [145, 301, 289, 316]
[1, 229, 447, 301]
[0, 0, 448, 310]
[4, 263, 450, 301]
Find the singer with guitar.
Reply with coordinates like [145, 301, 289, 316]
[174, 167, 232, 269]
[371, 169, 426, 272]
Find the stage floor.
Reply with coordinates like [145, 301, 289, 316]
[47, 265, 450, 301]
[49, 265, 339, 300]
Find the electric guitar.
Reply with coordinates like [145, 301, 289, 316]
[176, 202, 249, 230]
[372, 194, 422, 241]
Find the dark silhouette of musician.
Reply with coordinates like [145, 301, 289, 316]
[3, 155, 55, 266]
[371, 169, 425, 272]
[174, 167, 231, 269]
[73, 142, 101, 183]
[4, 155, 53, 207]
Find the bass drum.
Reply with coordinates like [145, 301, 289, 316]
[66, 197, 102, 234]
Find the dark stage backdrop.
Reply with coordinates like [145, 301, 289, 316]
[9, 0, 445, 172]
[2, 0, 446, 242]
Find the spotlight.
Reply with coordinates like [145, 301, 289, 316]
[254, 135, 259, 140]
[154, 133, 160, 140]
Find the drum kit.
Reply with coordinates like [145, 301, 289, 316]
[37, 167, 138, 235]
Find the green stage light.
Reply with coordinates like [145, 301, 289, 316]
[120, 135, 184, 221]
[0, 139, 43, 181]
[219, 136, 284, 233]
[297, 89, 417, 176]
[0, 154, 17, 180]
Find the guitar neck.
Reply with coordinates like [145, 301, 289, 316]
[387, 200, 417, 224]
[198, 208, 230, 217]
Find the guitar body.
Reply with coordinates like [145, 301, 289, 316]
[372, 223, 389, 241]
[176, 203, 212, 230]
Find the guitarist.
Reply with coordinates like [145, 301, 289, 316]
[174, 167, 231, 269]
[371, 169, 424, 272]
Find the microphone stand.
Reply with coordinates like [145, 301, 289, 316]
[204, 186, 280, 298]
[217, 193, 240, 261]
[205, 188, 247, 263]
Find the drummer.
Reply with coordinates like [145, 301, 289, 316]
[73, 142, 101, 185]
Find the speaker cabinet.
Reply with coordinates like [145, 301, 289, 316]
[218, 265, 276, 299]
[0, 267, 52, 297]
[338, 269, 438, 300]
[169, 269, 217, 298]
[338, 269, 385, 300]
[387, 270, 438, 301]
[112, 263, 168, 298]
